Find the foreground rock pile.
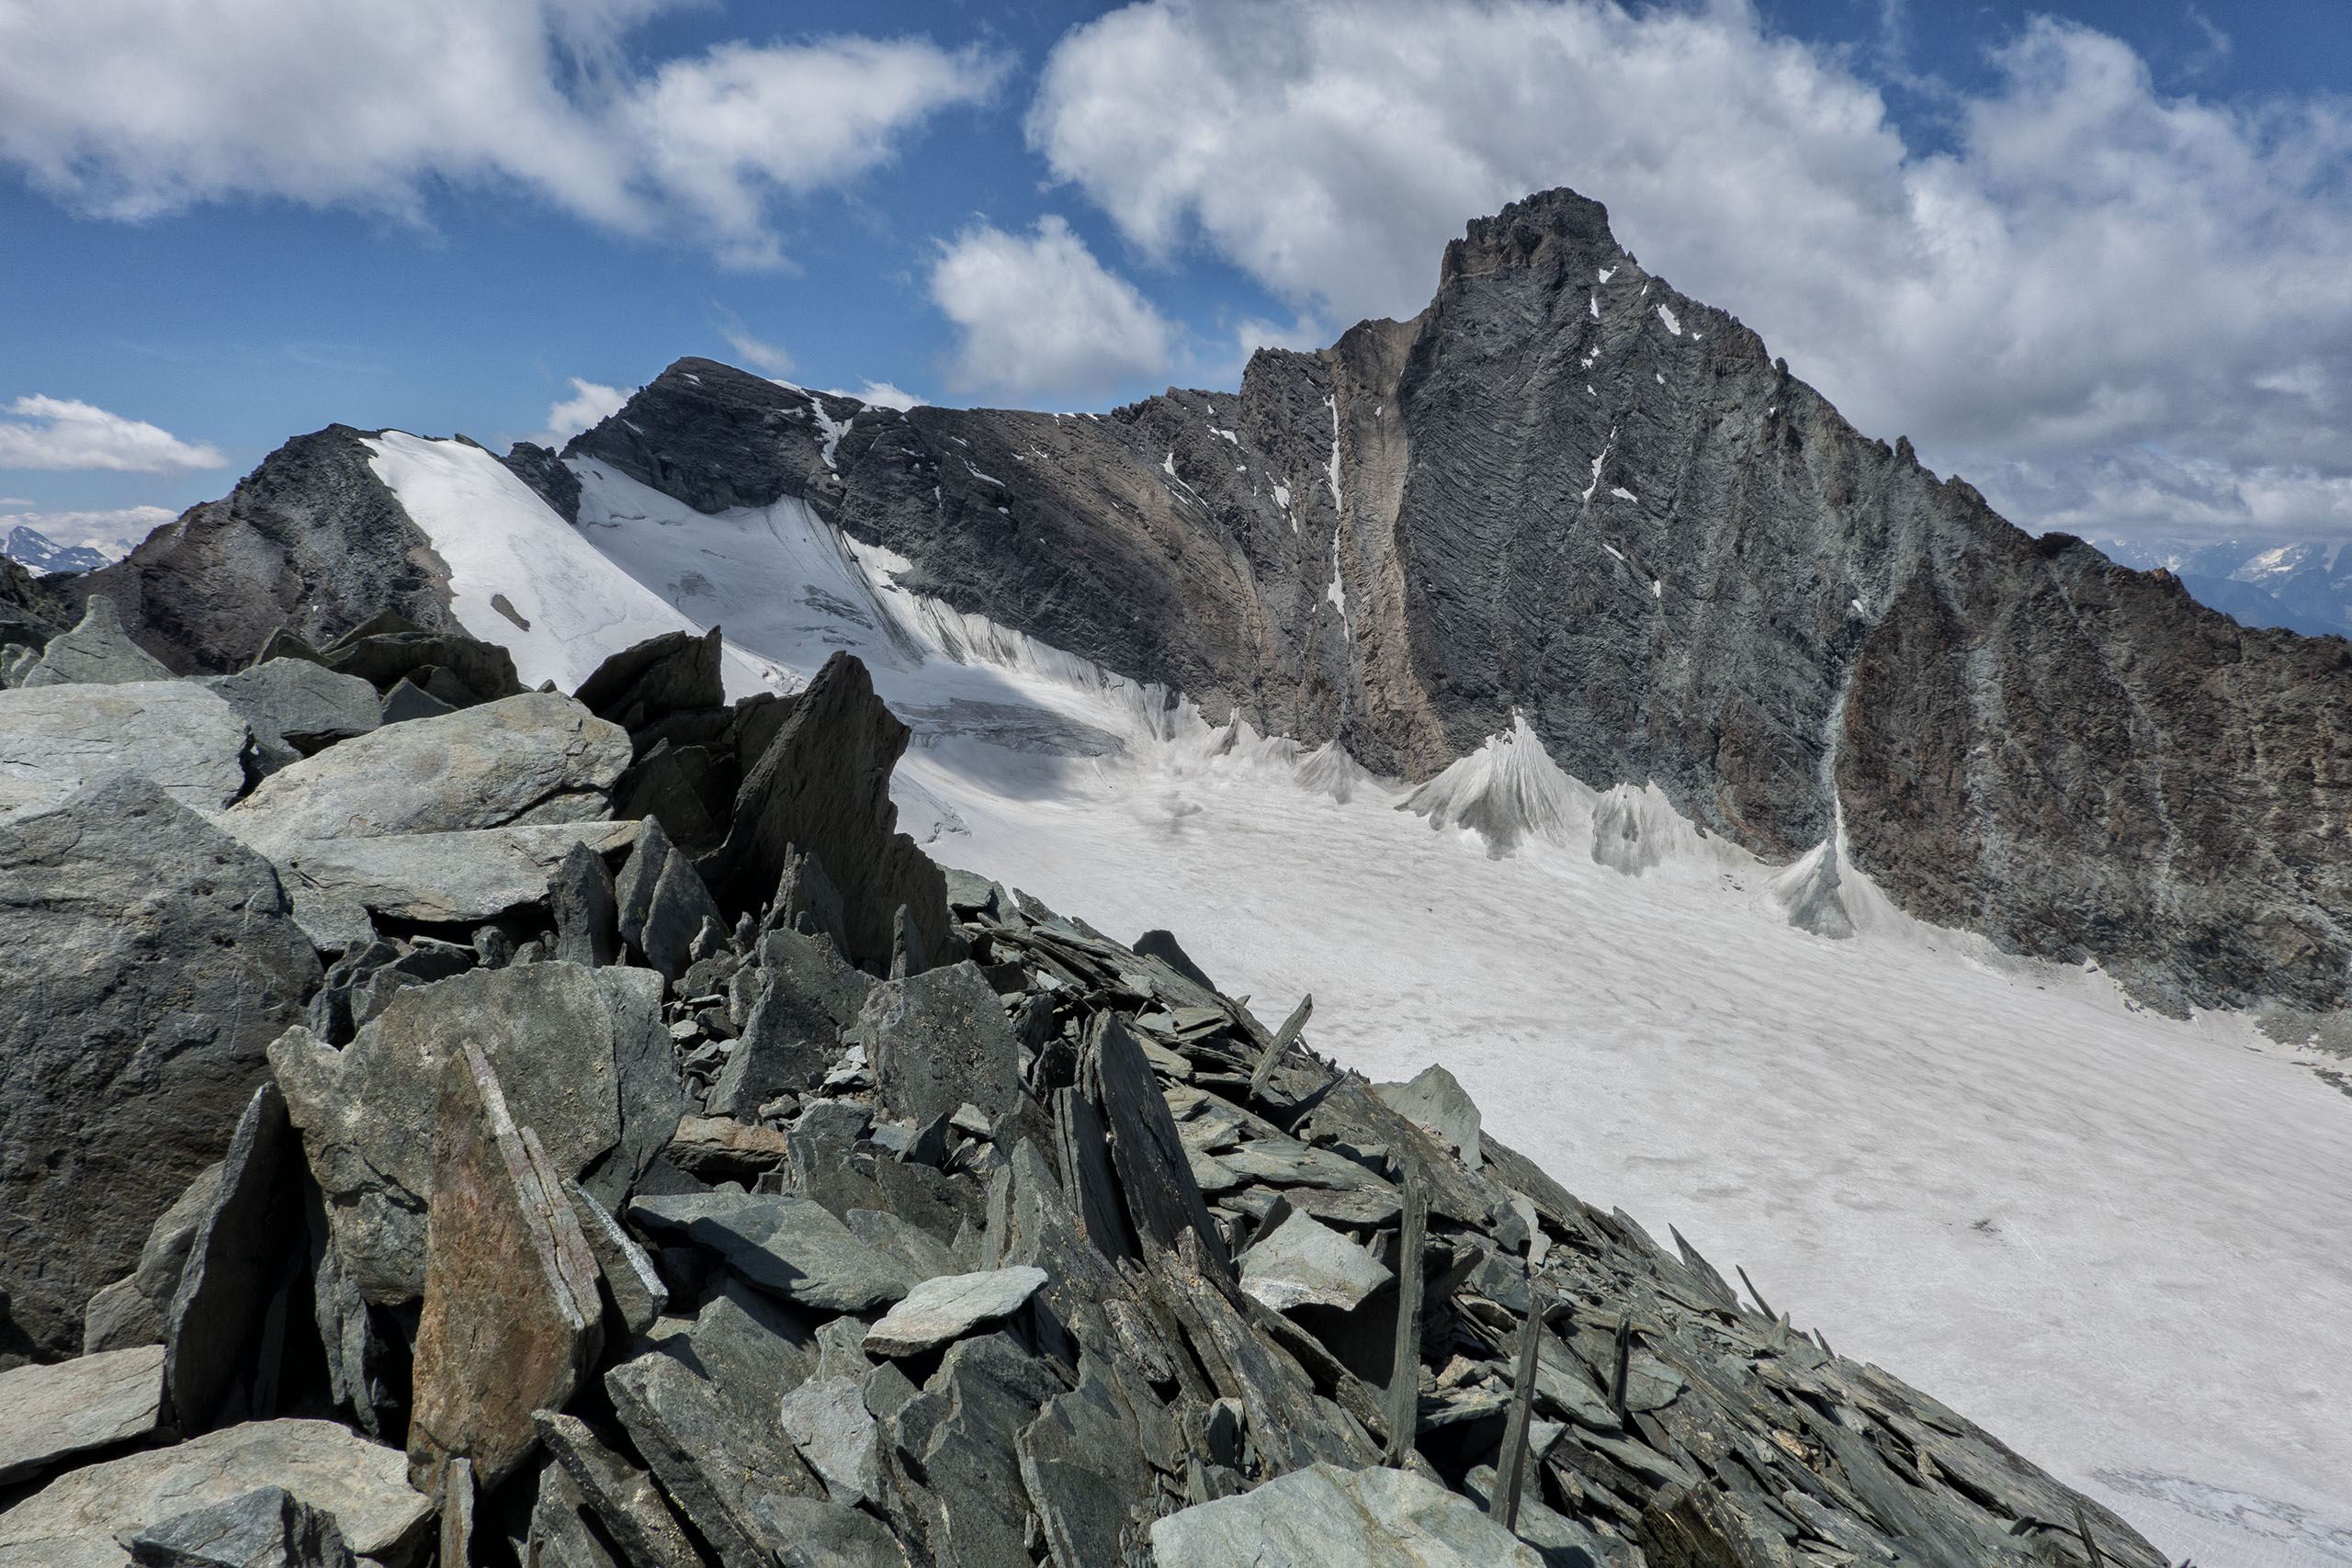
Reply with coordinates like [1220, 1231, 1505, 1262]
[0, 604, 2171, 1567]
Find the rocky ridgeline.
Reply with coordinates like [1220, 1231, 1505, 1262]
[0, 598, 2166, 1568]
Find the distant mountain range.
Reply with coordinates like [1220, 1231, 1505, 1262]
[2, 524, 132, 576]
[2094, 536, 2352, 639]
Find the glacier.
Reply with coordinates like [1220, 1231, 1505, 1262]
[369, 433, 2352, 1568]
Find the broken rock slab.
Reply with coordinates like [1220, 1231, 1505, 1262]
[227, 691, 630, 841]
[0, 682, 248, 820]
[0, 773, 321, 1359]
[164, 1081, 297, 1435]
[862, 1266, 1047, 1358]
[121, 1484, 356, 1568]
[778, 1375, 884, 1509]
[862, 961, 1023, 1129]
[407, 1043, 604, 1496]
[1240, 1211, 1395, 1314]
[1149, 1461, 1545, 1568]
[0, 1345, 166, 1484]
[0, 1418, 433, 1568]
[1373, 1065, 1484, 1170]
[627, 1191, 913, 1313]
[549, 839, 619, 966]
[271, 961, 678, 1303]
[19, 595, 174, 687]
[532, 1412, 703, 1568]
[605, 1350, 822, 1568]
[199, 658, 379, 774]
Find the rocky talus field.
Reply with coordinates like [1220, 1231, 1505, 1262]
[0, 598, 2172, 1568]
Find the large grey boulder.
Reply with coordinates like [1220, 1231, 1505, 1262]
[83, 1162, 227, 1354]
[0, 1418, 433, 1568]
[407, 1044, 604, 1495]
[778, 1375, 883, 1509]
[626, 1192, 912, 1312]
[1016, 1369, 1154, 1568]
[0, 1345, 165, 1484]
[861, 962, 1022, 1130]
[0, 774, 320, 1359]
[0, 682, 248, 820]
[604, 1351, 823, 1568]
[715, 650, 948, 969]
[573, 627, 723, 730]
[1149, 1462, 1545, 1567]
[122, 1485, 356, 1568]
[20, 595, 173, 686]
[227, 692, 629, 841]
[230, 819, 638, 952]
[705, 928, 871, 1117]
[270, 963, 680, 1302]
[549, 840, 619, 966]
[1373, 1066, 1483, 1169]
[199, 658, 379, 775]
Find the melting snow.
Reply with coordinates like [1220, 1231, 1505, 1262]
[1611, 486, 1638, 502]
[1581, 434, 1613, 503]
[1323, 394, 1343, 513]
[1598, 267, 1615, 283]
[1651, 579, 1663, 598]
[1589, 296, 1600, 321]
[1212, 427, 1239, 446]
[1658, 305, 1682, 335]
[965, 462, 1006, 488]
[1325, 530, 1349, 631]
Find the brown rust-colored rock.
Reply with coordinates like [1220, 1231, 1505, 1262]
[407, 1043, 604, 1495]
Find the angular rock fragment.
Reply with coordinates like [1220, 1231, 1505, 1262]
[677, 1273, 821, 1418]
[121, 1484, 356, 1568]
[0, 1418, 432, 1568]
[742, 1495, 909, 1568]
[716, 650, 948, 968]
[663, 1114, 791, 1185]
[1150, 1462, 1546, 1567]
[199, 658, 379, 774]
[271, 962, 678, 1300]
[228, 692, 630, 841]
[241, 820, 638, 946]
[378, 674, 457, 725]
[533, 1411, 704, 1568]
[407, 1043, 604, 1495]
[1088, 1015, 1228, 1273]
[626, 1191, 913, 1312]
[84, 1276, 163, 1355]
[0, 1345, 165, 1484]
[322, 625, 521, 705]
[605, 1349, 822, 1568]
[0, 774, 320, 1358]
[562, 1179, 668, 1336]
[548, 839, 619, 967]
[164, 1081, 298, 1434]
[20, 595, 173, 686]
[705, 959, 841, 1118]
[779, 1375, 885, 1508]
[1016, 1369, 1154, 1568]
[889, 1334, 1064, 1568]
[613, 812, 673, 962]
[862, 1266, 1047, 1358]
[573, 627, 724, 731]
[1240, 1211, 1394, 1314]
[862, 962, 1023, 1129]
[523, 1460, 622, 1568]
[1374, 1066, 1485, 1169]
[641, 850, 725, 980]
[843, 1208, 967, 1284]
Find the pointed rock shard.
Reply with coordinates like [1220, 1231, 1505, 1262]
[768, 842, 852, 956]
[1373, 1065, 1484, 1169]
[864, 961, 1023, 1129]
[605, 1351, 824, 1568]
[0, 1345, 165, 1484]
[862, 1267, 1048, 1358]
[533, 1411, 706, 1568]
[164, 1081, 297, 1435]
[562, 1179, 669, 1336]
[1150, 1461, 1545, 1567]
[549, 839, 619, 967]
[21, 594, 173, 686]
[717, 649, 948, 968]
[640, 849, 725, 980]
[614, 811, 673, 962]
[1250, 994, 1313, 1100]
[1017, 1369, 1153, 1568]
[1088, 1013, 1229, 1276]
[525, 1459, 624, 1568]
[122, 1483, 356, 1568]
[706, 953, 842, 1118]
[1133, 928, 1217, 992]
[573, 626, 724, 730]
[408, 1043, 605, 1495]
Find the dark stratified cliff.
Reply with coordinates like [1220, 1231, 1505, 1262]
[568, 191, 2352, 1015]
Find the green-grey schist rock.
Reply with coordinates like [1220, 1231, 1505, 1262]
[0, 1346, 166, 1485]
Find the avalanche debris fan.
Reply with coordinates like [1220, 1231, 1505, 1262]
[0, 599, 2169, 1568]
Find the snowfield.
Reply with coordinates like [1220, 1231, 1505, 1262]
[378, 434, 2352, 1568]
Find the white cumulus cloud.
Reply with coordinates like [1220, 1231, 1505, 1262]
[1029, 0, 2352, 541]
[0, 397, 228, 472]
[928, 216, 1177, 400]
[0, 504, 176, 552]
[0, 2, 1007, 267]
[537, 378, 632, 447]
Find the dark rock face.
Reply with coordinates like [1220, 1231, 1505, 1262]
[572, 191, 2352, 1012]
[0, 774, 322, 1359]
[57, 425, 460, 675]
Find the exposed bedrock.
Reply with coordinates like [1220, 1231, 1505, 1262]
[571, 191, 2352, 1012]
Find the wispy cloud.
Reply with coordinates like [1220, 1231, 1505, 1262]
[0, 396, 227, 472]
[537, 378, 631, 447]
[718, 319, 796, 378]
[929, 216, 1176, 400]
[0, 3, 1009, 269]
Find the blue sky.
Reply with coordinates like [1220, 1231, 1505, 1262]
[4, 1, 2350, 555]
